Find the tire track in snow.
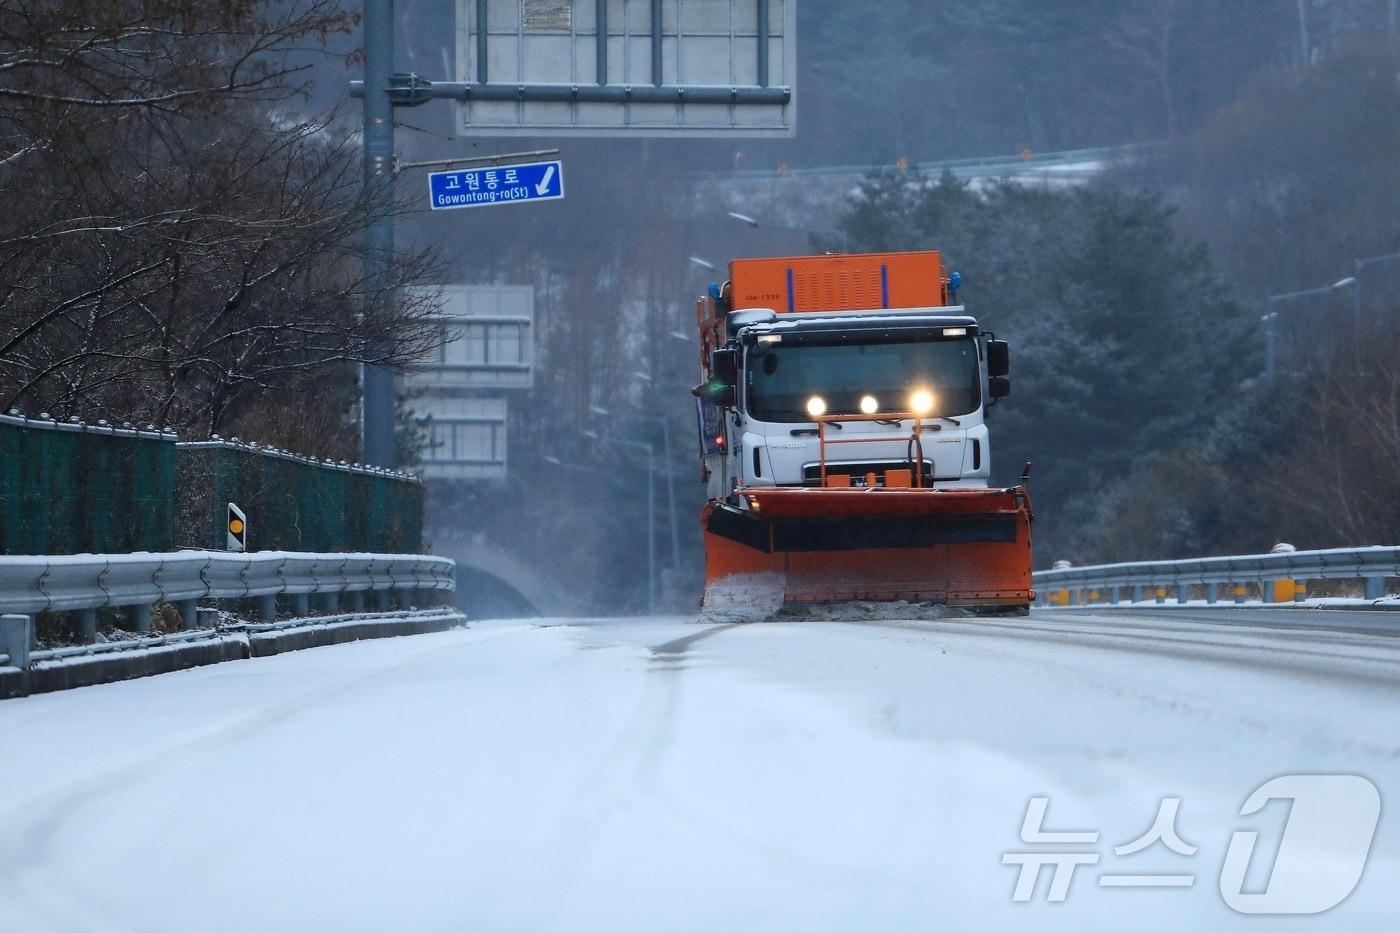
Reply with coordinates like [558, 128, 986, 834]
[0, 626, 521, 933]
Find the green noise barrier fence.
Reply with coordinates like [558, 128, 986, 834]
[0, 414, 176, 554]
[176, 440, 423, 553]
[1, 414, 423, 555]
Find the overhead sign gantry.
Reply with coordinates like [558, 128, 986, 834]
[452, 0, 796, 136]
[351, 0, 796, 467]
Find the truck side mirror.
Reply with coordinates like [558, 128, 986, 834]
[710, 348, 738, 385]
[691, 383, 737, 407]
[987, 339, 1010, 378]
[989, 376, 1011, 399]
[693, 348, 738, 408]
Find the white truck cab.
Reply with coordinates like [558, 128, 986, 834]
[700, 307, 1011, 501]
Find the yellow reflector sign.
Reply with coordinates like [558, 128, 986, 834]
[226, 502, 247, 552]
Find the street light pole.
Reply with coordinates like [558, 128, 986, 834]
[1330, 276, 1359, 333]
[581, 430, 657, 613]
[1262, 309, 1277, 380]
[592, 407, 678, 571]
[1353, 251, 1400, 322]
[1262, 277, 1358, 381]
[726, 211, 850, 252]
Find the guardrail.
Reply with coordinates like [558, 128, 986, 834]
[1033, 546, 1399, 606]
[20, 608, 451, 667]
[0, 551, 455, 650]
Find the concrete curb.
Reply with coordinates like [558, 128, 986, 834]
[249, 612, 465, 657]
[0, 611, 467, 699]
[1312, 602, 1400, 612]
[1, 636, 247, 698]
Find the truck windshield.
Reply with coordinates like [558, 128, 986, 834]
[745, 337, 981, 422]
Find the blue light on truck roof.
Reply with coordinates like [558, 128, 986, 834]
[949, 271, 963, 296]
[708, 282, 722, 300]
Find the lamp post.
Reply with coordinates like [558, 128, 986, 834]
[1353, 250, 1400, 321]
[1262, 276, 1358, 379]
[1261, 310, 1277, 380]
[592, 407, 678, 571]
[581, 429, 657, 613]
[726, 211, 850, 252]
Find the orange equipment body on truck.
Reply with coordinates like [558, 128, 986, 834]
[692, 250, 1032, 617]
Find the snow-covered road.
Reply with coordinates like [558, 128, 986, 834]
[2, 609, 1398, 932]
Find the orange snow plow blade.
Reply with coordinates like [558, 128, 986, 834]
[701, 486, 1033, 615]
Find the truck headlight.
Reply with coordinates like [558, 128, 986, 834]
[910, 390, 935, 416]
[806, 396, 827, 417]
[859, 395, 879, 414]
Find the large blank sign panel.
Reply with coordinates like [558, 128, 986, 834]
[455, 0, 795, 136]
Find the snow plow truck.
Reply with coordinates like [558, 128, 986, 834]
[691, 250, 1033, 619]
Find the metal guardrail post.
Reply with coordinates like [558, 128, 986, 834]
[75, 607, 98, 642]
[1130, 585, 1143, 603]
[258, 595, 278, 623]
[348, 589, 366, 612]
[1263, 580, 1275, 603]
[177, 599, 198, 630]
[133, 604, 152, 633]
[1, 614, 32, 669]
[1177, 584, 1189, 605]
[293, 593, 311, 617]
[374, 589, 392, 612]
[1206, 582, 1218, 604]
[322, 557, 345, 612]
[1365, 577, 1387, 600]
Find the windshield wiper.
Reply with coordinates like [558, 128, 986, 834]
[790, 422, 842, 436]
[876, 416, 959, 428]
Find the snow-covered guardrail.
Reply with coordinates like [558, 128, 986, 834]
[1033, 546, 1399, 606]
[0, 551, 455, 655]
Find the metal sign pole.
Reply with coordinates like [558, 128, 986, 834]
[352, 0, 792, 466]
[361, 0, 397, 468]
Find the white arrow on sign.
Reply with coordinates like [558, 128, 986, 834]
[535, 165, 556, 196]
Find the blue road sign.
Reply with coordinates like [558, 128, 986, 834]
[427, 160, 564, 211]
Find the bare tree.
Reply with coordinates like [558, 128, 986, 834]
[1102, 0, 1183, 137]
[1271, 320, 1400, 545]
[0, 0, 440, 446]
